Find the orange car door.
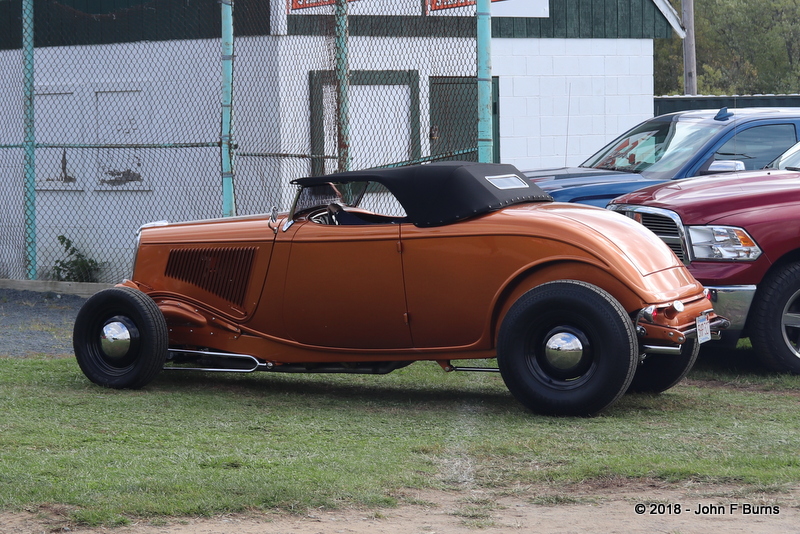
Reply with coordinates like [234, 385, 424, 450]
[282, 221, 413, 349]
[400, 223, 510, 349]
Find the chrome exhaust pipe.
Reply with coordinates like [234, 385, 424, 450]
[641, 344, 683, 356]
[164, 349, 273, 373]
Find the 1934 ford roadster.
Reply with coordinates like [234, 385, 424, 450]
[73, 162, 727, 416]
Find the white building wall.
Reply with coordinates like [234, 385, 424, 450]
[492, 37, 655, 170]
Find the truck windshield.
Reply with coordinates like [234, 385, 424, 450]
[581, 117, 726, 180]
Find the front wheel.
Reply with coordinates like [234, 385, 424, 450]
[627, 338, 699, 393]
[749, 263, 800, 373]
[497, 281, 637, 416]
[73, 287, 168, 388]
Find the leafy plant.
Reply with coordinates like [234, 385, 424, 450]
[52, 235, 101, 283]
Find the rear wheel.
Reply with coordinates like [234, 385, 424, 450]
[497, 281, 637, 416]
[627, 338, 699, 393]
[749, 263, 800, 373]
[73, 287, 168, 388]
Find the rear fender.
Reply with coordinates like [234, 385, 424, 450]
[491, 261, 646, 346]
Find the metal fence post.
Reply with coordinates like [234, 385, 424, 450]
[335, 0, 350, 173]
[476, 0, 493, 163]
[22, 0, 37, 279]
[221, 0, 236, 217]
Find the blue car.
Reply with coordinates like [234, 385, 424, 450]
[524, 107, 800, 207]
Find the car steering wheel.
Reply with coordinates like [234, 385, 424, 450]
[327, 203, 342, 225]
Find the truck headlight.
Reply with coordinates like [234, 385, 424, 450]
[686, 225, 761, 261]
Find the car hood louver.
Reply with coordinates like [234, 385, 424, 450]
[165, 247, 257, 308]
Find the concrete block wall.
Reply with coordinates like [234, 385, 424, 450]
[493, 38, 655, 170]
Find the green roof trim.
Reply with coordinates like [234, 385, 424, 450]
[492, 0, 676, 39]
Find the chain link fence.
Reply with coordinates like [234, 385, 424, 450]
[0, 0, 478, 284]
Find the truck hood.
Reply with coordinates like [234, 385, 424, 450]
[610, 170, 800, 224]
[523, 167, 660, 207]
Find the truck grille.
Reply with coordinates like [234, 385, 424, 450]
[165, 247, 257, 307]
[611, 206, 688, 263]
[639, 212, 680, 237]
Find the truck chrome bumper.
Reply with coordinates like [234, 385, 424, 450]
[706, 285, 756, 332]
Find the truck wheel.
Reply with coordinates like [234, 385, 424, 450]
[749, 263, 800, 373]
[497, 281, 637, 416]
[627, 338, 699, 393]
[73, 287, 168, 388]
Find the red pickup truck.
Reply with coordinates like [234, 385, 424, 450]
[609, 170, 800, 373]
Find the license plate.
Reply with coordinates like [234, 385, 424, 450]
[696, 314, 711, 344]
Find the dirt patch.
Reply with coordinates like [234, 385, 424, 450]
[3, 483, 798, 534]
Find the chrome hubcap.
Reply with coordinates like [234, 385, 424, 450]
[531, 326, 594, 384]
[100, 318, 133, 359]
[781, 288, 800, 357]
[544, 332, 585, 370]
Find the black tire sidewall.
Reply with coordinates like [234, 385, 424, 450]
[73, 287, 168, 388]
[749, 263, 800, 373]
[627, 337, 699, 393]
[498, 281, 637, 416]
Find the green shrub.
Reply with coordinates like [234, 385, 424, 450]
[52, 235, 101, 283]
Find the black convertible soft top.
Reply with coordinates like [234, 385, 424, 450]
[292, 161, 552, 227]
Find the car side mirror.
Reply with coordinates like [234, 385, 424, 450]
[703, 160, 746, 175]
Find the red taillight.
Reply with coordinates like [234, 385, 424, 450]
[641, 305, 657, 323]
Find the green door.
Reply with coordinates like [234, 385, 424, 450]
[429, 76, 499, 163]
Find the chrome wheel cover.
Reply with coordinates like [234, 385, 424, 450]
[544, 332, 585, 370]
[101, 321, 132, 359]
[527, 326, 594, 385]
[781, 288, 800, 358]
[98, 315, 140, 367]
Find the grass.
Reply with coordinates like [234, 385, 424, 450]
[1, 346, 799, 526]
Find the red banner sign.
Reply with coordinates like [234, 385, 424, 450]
[429, 0, 506, 11]
[429, 0, 474, 9]
[291, 0, 358, 10]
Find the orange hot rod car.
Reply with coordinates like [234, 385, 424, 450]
[73, 162, 727, 416]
